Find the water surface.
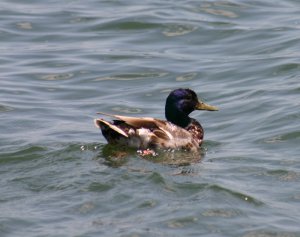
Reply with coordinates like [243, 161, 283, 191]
[1, 0, 300, 236]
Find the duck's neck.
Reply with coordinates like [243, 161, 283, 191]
[165, 109, 191, 128]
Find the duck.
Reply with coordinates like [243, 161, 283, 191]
[94, 88, 218, 152]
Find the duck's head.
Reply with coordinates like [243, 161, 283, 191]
[165, 88, 218, 127]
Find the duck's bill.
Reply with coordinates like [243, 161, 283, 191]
[196, 101, 219, 111]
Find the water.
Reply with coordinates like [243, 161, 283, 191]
[1, 0, 300, 236]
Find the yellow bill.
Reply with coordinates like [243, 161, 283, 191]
[196, 101, 218, 111]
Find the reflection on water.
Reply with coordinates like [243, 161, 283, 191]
[98, 144, 203, 167]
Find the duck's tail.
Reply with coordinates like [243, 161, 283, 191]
[94, 119, 128, 138]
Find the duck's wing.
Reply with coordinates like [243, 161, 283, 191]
[95, 112, 170, 147]
[96, 112, 160, 129]
[94, 118, 128, 137]
[96, 112, 194, 139]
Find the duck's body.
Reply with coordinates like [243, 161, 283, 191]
[95, 113, 203, 152]
[95, 88, 218, 152]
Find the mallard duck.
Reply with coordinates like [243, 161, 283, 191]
[94, 88, 218, 152]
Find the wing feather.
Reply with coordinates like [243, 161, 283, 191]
[94, 118, 128, 137]
[97, 112, 160, 129]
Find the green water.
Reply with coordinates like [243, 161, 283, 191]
[1, 0, 300, 236]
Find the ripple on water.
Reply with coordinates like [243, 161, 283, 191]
[111, 106, 142, 114]
[0, 145, 47, 164]
[162, 23, 197, 37]
[207, 184, 263, 206]
[94, 71, 168, 81]
[0, 104, 14, 113]
[39, 73, 74, 81]
[266, 169, 300, 182]
[262, 131, 300, 145]
[166, 216, 198, 228]
[94, 20, 161, 31]
[202, 8, 238, 19]
[16, 22, 33, 30]
[242, 231, 298, 237]
[202, 208, 240, 218]
[87, 182, 114, 192]
[176, 72, 198, 82]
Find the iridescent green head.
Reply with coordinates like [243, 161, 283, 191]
[165, 88, 218, 128]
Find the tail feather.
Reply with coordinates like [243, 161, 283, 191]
[94, 119, 128, 137]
